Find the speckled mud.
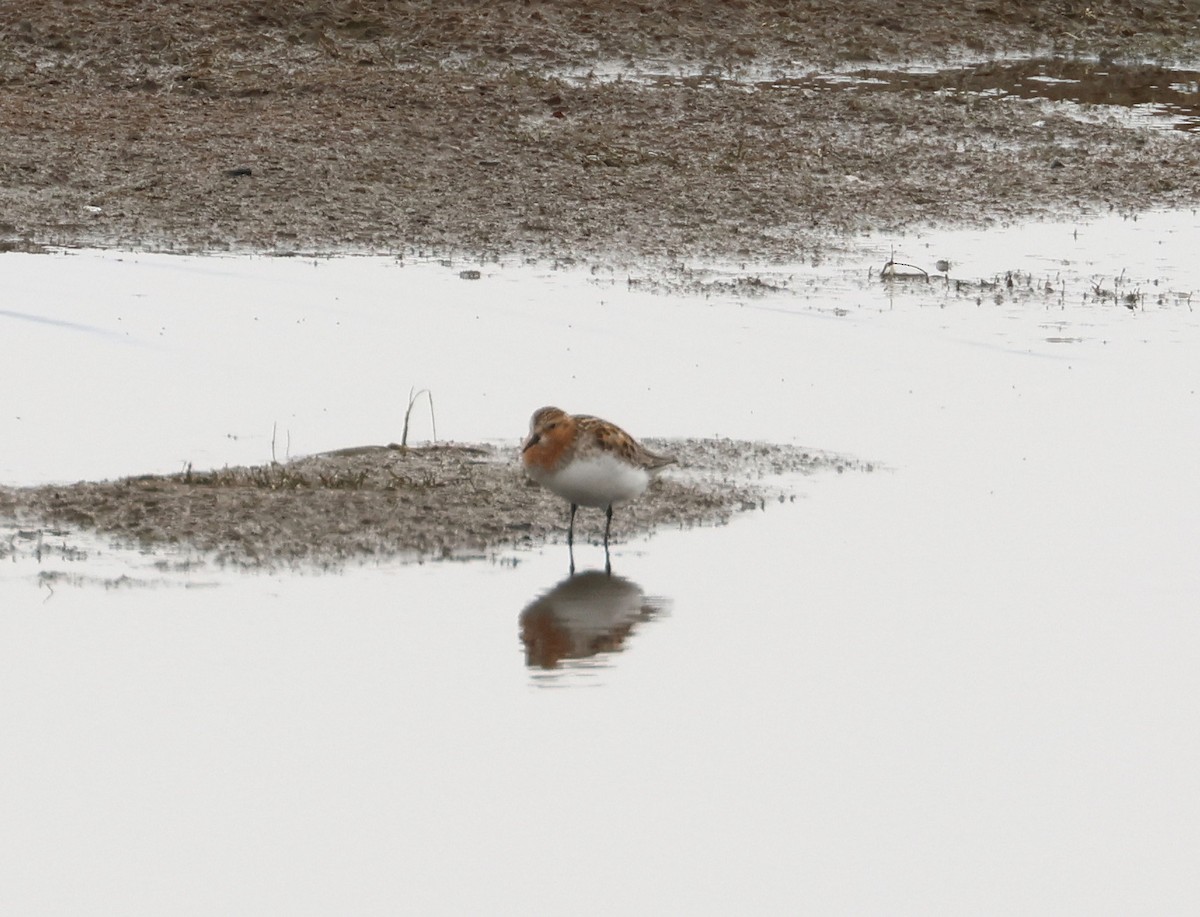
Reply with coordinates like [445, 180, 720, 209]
[2, 2, 1200, 260]
[0, 440, 871, 569]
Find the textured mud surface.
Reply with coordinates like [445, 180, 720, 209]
[0, 441, 870, 569]
[2, 1, 1200, 260]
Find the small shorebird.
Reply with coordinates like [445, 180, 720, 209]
[521, 406, 675, 569]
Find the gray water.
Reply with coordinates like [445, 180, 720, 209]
[3, 210, 1199, 915]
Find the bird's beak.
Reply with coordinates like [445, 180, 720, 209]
[521, 433, 539, 453]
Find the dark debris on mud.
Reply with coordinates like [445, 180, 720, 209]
[0, 440, 871, 570]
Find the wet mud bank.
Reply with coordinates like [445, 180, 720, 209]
[0, 440, 871, 570]
[2, 2, 1200, 261]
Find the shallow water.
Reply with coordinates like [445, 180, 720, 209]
[785, 58, 1200, 132]
[3, 211, 1200, 914]
[563, 56, 1200, 132]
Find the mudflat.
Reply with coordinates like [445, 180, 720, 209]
[1, 441, 869, 569]
[2, 1, 1198, 259]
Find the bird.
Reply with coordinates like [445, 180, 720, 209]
[521, 406, 675, 570]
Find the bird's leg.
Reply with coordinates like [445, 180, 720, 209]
[604, 505, 613, 575]
[568, 503, 577, 576]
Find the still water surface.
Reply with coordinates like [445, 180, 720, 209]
[2, 211, 1199, 914]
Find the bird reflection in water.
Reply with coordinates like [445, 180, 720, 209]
[519, 570, 669, 670]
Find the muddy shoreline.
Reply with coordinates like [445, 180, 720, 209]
[0, 441, 870, 569]
[3, 2, 1200, 261]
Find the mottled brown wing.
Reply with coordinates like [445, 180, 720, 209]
[575, 414, 675, 470]
[635, 444, 676, 470]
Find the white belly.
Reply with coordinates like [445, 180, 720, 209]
[533, 453, 651, 508]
